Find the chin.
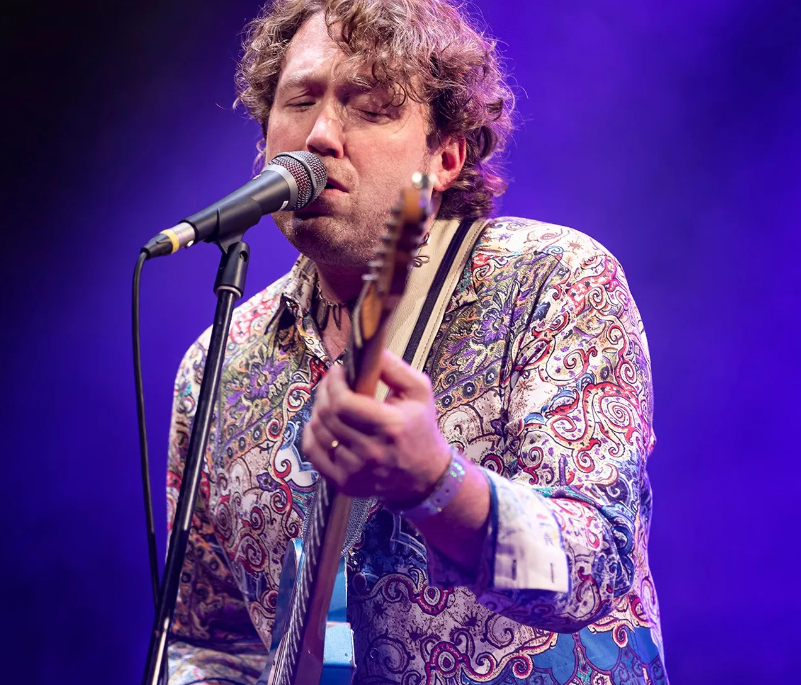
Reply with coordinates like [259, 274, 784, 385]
[281, 217, 375, 268]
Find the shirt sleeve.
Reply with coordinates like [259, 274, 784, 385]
[427, 246, 655, 633]
[166, 338, 268, 684]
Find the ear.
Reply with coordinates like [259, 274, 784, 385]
[429, 136, 467, 193]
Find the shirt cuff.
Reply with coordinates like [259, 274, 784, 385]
[425, 468, 569, 594]
[484, 469, 569, 592]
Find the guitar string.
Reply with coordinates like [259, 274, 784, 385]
[277, 478, 334, 683]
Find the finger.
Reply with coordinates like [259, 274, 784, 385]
[315, 362, 336, 410]
[315, 370, 393, 460]
[307, 415, 339, 454]
[322, 442, 390, 498]
[315, 404, 388, 459]
[305, 410, 376, 473]
[322, 362, 348, 396]
[303, 427, 366, 492]
[320, 372, 402, 435]
[301, 422, 347, 483]
[379, 349, 431, 402]
[316, 365, 367, 434]
[325, 442, 363, 480]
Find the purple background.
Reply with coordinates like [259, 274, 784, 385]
[3, 0, 799, 682]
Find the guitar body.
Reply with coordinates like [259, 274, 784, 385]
[262, 539, 355, 685]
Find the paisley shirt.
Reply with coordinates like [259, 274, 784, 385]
[166, 217, 668, 684]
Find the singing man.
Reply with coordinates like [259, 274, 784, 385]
[166, 0, 667, 682]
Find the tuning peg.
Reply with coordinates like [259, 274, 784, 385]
[411, 172, 431, 190]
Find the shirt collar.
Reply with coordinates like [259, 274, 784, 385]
[281, 255, 317, 316]
[276, 216, 479, 322]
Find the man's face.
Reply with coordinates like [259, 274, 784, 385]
[264, 12, 433, 268]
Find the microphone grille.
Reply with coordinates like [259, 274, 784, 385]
[269, 151, 327, 210]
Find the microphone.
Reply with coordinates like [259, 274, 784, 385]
[142, 151, 327, 259]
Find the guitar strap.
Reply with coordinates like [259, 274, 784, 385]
[342, 215, 488, 551]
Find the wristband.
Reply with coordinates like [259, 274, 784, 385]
[390, 447, 467, 523]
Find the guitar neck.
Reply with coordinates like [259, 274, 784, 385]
[273, 302, 393, 684]
[272, 177, 431, 685]
[272, 476, 351, 685]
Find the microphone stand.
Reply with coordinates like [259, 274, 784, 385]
[141, 238, 251, 685]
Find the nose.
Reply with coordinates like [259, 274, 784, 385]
[305, 102, 344, 159]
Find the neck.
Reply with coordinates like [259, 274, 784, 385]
[314, 262, 366, 304]
[311, 262, 361, 361]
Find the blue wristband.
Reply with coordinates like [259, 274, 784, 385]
[391, 447, 467, 523]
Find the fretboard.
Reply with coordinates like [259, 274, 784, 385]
[270, 175, 431, 685]
[273, 476, 346, 685]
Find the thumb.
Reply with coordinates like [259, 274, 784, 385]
[379, 349, 431, 402]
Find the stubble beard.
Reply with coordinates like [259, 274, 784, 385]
[274, 152, 432, 269]
[273, 202, 390, 268]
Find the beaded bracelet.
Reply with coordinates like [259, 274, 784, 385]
[390, 447, 467, 523]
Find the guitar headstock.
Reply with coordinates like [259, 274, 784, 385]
[347, 173, 432, 390]
[366, 172, 432, 302]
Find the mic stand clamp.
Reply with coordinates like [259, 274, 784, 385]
[141, 239, 251, 685]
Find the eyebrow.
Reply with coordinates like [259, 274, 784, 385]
[276, 69, 383, 99]
[275, 71, 324, 96]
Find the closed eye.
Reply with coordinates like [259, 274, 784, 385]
[360, 110, 387, 121]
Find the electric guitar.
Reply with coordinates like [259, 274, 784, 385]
[264, 174, 433, 685]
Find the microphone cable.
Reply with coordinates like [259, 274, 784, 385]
[134, 251, 172, 685]
[132, 250, 161, 610]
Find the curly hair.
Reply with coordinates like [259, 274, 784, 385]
[235, 0, 515, 218]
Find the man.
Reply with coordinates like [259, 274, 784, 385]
[166, 0, 667, 682]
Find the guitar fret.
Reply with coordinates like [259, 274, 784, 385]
[281, 479, 335, 683]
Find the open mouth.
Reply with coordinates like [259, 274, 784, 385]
[324, 179, 347, 192]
